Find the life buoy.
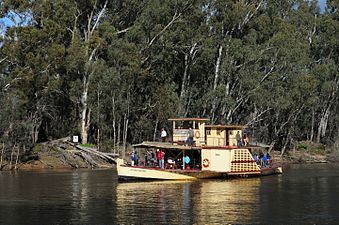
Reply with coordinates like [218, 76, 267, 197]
[202, 158, 210, 168]
[195, 130, 200, 139]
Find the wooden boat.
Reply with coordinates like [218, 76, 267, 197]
[117, 118, 282, 180]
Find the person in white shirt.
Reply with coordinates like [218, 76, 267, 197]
[161, 128, 167, 142]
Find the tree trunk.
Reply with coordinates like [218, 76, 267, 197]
[80, 79, 90, 144]
[14, 146, 20, 170]
[9, 144, 15, 170]
[153, 118, 159, 141]
[77, 1, 107, 144]
[30, 113, 42, 144]
[281, 130, 291, 156]
[268, 140, 276, 154]
[211, 44, 223, 123]
[310, 108, 315, 141]
[0, 143, 4, 170]
[179, 43, 197, 116]
[97, 90, 101, 151]
[122, 113, 129, 158]
[112, 94, 116, 153]
[117, 120, 121, 154]
[317, 104, 330, 143]
[122, 90, 130, 158]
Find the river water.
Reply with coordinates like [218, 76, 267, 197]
[0, 164, 339, 224]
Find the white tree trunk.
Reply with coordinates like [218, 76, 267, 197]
[317, 104, 330, 143]
[122, 113, 129, 158]
[179, 43, 197, 116]
[211, 45, 223, 123]
[112, 94, 116, 153]
[153, 118, 159, 141]
[77, 1, 107, 144]
[310, 108, 315, 141]
[117, 120, 121, 155]
[122, 91, 130, 158]
[80, 79, 90, 144]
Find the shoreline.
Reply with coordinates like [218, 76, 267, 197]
[1, 150, 337, 171]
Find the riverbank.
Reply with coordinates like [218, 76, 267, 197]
[272, 141, 339, 164]
[1, 140, 338, 171]
[0, 139, 115, 171]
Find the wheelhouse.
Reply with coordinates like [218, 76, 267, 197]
[205, 125, 247, 147]
[168, 118, 209, 146]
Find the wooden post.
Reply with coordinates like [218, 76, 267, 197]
[182, 150, 185, 170]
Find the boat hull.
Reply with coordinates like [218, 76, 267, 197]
[118, 165, 197, 180]
[260, 165, 283, 176]
[116, 159, 282, 180]
[117, 159, 225, 180]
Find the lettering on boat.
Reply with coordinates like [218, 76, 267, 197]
[130, 169, 147, 172]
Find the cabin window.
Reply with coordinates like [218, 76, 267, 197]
[174, 121, 194, 129]
[206, 128, 211, 135]
[217, 129, 221, 135]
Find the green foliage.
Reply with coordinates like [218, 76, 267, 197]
[296, 141, 327, 155]
[79, 143, 96, 148]
[0, 0, 338, 153]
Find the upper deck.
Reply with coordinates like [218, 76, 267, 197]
[168, 118, 247, 147]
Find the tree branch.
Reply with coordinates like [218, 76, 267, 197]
[147, 10, 182, 48]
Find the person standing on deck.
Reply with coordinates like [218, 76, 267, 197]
[161, 128, 167, 142]
[187, 127, 194, 146]
[236, 131, 242, 147]
[131, 151, 137, 166]
[156, 149, 161, 167]
[184, 155, 190, 170]
[243, 134, 249, 146]
[159, 149, 165, 169]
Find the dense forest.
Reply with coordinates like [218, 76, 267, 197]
[0, 0, 338, 157]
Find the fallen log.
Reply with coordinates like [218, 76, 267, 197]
[70, 143, 116, 164]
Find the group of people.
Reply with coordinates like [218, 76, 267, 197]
[253, 152, 271, 167]
[131, 148, 192, 170]
[132, 148, 166, 169]
[235, 131, 249, 147]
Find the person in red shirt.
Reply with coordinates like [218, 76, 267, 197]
[156, 149, 165, 169]
[160, 150, 165, 169]
[156, 149, 161, 167]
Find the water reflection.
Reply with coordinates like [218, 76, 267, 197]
[115, 181, 194, 224]
[115, 179, 261, 224]
[192, 179, 261, 224]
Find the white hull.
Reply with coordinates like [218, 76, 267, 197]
[117, 159, 197, 180]
[116, 158, 282, 180]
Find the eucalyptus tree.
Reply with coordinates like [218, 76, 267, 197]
[312, 14, 339, 144]
[106, 0, 204, 144]
[0, 1, 69, 144]
[199, 0, 267, 124]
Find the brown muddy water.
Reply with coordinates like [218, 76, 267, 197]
[0, 164, 339, 224]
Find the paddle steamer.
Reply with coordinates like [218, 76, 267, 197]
[117, 118, 282, 180]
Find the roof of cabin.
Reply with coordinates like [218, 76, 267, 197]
[133, 141, 201, 150]
[205, 124, 247, 129]
[168, 118, 209, 121]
